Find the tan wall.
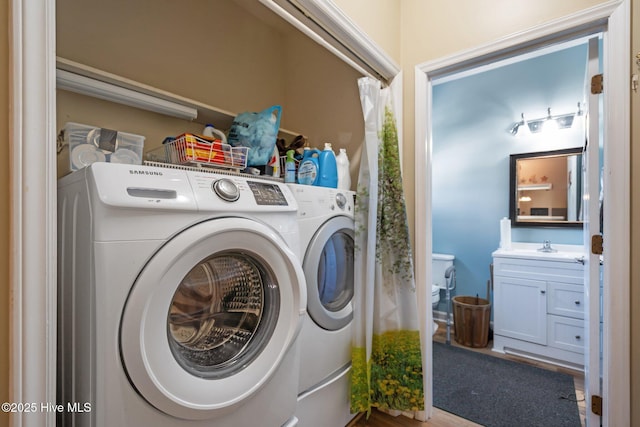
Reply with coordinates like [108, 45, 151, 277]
[281, 32, 363, 186]
[631, 0, 639, 423]
[332, 0, 401, 65]
[345, 0, 637, 419]
[56, 0, 285, 160]
[1, 0, 9, 424]
[57, 0, 285, 117]
[56, 0, 364, 183]
[399, 0, 608, 245]
[398, 0, 634, 418]
[334, 0, 607, 242]
[3, 1, 637, 425]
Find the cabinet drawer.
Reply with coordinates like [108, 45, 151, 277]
[493, 257, 583, 284]
[547, 315, 585, 354]
[547, 282, 584, 319]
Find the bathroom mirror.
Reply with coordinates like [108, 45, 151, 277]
[509, 147, 583, 228]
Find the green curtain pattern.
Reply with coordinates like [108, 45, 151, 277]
[351, 101, 423, 417]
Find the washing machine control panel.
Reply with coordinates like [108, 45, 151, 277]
[188, 172, 297, 211]
[246, 181, 289, 206]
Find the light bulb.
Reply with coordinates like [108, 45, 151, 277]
[542, 108, 559, 133]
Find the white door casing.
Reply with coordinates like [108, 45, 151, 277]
[414, 1, 630, 425]
[10, 0, 58, 426]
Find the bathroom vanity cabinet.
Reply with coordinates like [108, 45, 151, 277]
[492, 245, 585, 368]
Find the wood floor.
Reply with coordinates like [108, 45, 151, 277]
[348, 321, 585, 427]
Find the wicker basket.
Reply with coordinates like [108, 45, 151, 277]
[452, 295, 491, 348]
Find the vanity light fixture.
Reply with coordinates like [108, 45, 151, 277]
[509, 102, 583, 136]
[56, 69, 199, 120]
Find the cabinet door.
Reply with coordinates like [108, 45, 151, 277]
[494, 276, 547, 345]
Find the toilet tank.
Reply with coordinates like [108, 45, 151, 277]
[432, 253, 454, 289]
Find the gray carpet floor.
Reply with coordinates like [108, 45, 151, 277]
[433, 342, 581, 427]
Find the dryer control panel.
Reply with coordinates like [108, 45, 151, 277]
[287, 183, 355, 220]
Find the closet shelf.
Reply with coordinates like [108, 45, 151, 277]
[55, 57, 300, 140]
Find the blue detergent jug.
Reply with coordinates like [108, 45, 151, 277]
[317, 143, 338, 188]
[297, 148, 321, 185]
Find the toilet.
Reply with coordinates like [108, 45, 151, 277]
[431, 253, 455, 334]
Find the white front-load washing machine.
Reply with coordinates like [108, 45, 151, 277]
[57, 163, 306, 427]
[287, 184, 356, 427]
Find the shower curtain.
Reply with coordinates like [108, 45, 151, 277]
[350, 76, 425, 421]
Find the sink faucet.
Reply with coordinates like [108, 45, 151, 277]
[538, 240, 557, 253]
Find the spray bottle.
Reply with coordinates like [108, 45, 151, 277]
[284, 150, 296, 183]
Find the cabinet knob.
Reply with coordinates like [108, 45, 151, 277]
[540, 290, 546, 294]
[575, 335, 582, 340]
[575, 300, 581, 305]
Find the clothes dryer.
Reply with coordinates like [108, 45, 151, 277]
[287, 184, 356, 427]
[57, 163, 306, 427]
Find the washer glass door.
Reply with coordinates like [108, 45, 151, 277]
[120, 218, 304, 420]
[168, 251, 279, 379]
[305, 215, 354, 330]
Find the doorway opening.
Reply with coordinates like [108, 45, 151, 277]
[429, 35, 596, 427]
[414, 5, 630, 426]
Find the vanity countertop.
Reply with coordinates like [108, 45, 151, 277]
[492, 242, 584, 263]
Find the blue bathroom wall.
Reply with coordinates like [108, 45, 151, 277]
[431, 43, 589, 307]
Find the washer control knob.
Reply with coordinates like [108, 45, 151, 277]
[212, 178, 240, 202]
[336, 193, 347, 210]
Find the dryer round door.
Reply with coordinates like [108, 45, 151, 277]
[120, 218, 305, 420]
[304, 215, 354, 330]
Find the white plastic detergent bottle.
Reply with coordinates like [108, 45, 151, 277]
[202, 124, 227, 144]
[336, 148, 351, 190]
[317, 143, 338, 188]
[297, 147, 320, 185]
